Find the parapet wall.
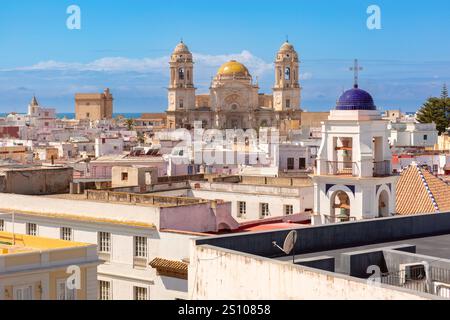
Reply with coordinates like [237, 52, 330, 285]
[189, 245, 433, 300]
[195, 213, 450, 258]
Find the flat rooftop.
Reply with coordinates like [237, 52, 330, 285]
[275, 233, 450, 263]
[0, 231, 89, 255]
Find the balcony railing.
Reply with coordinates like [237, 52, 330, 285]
[326, 161, 392, 177]
[327, 161, 359, 177]
[323, 214, 357, 224]
[373, 160, 392, 177]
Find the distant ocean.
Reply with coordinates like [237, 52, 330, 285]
[0, 112, 144, 119]
[0, 111, 416, 119]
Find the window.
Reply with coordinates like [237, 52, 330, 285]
[134, 236, 147, 258]
[238, 201, 246, 218]
[0, 219, 4, 231]
[60, 227, 72, 241]
[13, 285, 34, 300]
[424, 135, 428, 141]
[121, 172, 128, 181]
[134, 286, 148, 300]
[287, 158, 295, 170]
[299, 158, 306, 170]
[286, 99, 291, 108]
[26, 223, 37, 236]
[98, 232, 111, 253]
[433, 164, 439, 173]
[86, 113, 90, 118]
[260, 203, 269, 218]
[285, 205, 294, 216]
[56, 279, 76, 300]
[179, 99, 184, 109]
[99, 281, 111, 300]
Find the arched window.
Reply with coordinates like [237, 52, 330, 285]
[179, 99, 184, 109]
[178, 68, 184, 80]
[187, 70, 190, 81]
[285, 67, 291, 80]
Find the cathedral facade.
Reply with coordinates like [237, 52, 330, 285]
[166, 41, 302, 131]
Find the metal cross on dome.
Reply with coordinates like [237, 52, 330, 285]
[349, 59, 363, 88]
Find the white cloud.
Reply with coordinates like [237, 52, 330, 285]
[5, 51, 274, 77]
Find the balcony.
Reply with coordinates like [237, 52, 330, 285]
[373, 160, 392, 177]
[326, 161, 392, 177]
[327, 161, 359, 177]
[323, 214, 357, 224]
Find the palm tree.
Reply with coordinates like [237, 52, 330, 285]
[137, 132, 145, 145]
[124, 118, 134, 131]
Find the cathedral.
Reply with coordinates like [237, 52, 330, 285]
[166, 41, 302, 131]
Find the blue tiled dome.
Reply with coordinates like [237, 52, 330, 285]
[336, 85, 376, 111]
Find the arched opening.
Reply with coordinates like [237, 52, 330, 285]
[260, 120, 268, 127]
[285, 67, 291, 80]
[378, 190, 390, 217]
[330, 190, 351, 223]
[178, 68, 184, 80]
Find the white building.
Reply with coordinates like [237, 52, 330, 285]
[312, 85, 398, 223]
[278, 141, 319, 174]
[0, 191, 237, 300]
[95, 137, 124, 157]
[389, 122, 438, 148]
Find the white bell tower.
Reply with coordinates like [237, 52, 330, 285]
[311, 69, 398, 224]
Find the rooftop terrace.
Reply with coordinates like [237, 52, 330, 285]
[0, 231, 90, 255]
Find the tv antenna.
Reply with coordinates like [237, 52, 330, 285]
[272, 230, 298, 263]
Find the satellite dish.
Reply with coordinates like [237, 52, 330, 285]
[272, 230, 298, 263]
[283, 230, 298, 255]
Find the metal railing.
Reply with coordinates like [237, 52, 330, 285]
[326, 161, 392, 177]
[380, 266, 450, 299]
[323, 214, 357, 224]
[327, 161, 359, 177]
[373, 160, 391, 177]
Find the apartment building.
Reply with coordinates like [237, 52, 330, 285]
[0, 190, 237, 300]
[0, 231, 99, 300]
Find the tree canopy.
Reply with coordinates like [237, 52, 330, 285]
[416, 84, 450, 134]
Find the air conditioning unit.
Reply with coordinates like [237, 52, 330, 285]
[399, 263, 427, 285]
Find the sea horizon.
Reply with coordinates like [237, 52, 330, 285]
[0, 112, 145, 119]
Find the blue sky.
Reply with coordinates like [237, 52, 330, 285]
[0, 0, 449, 113]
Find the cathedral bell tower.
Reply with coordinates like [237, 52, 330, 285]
[273, 41, 301, 111]
[168, 41, 196, 115]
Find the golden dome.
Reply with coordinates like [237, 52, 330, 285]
[217, 60, 250, 76]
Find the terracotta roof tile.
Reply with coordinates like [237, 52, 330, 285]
[396, 164, 450, 215]
[149, 257, 188, 280]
